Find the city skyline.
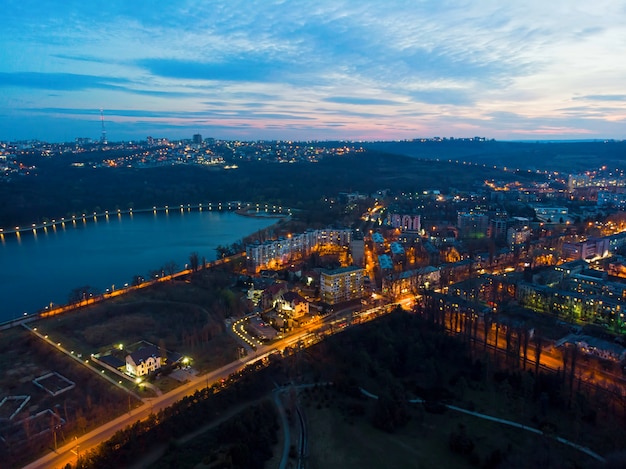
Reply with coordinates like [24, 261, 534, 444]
[1, 1, 625, 142]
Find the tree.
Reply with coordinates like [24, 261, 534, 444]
[494, 320, 501, 361]
[216, 245, 230, 259]
[189, 252, 199, 272]
[68, 285, 95, 304]
[521, 327, 530, 370]
[505, 326, 513, 366]
[483, 313, 493, 352]
[534, 334, 543, 377]
[164, 260, 178, 276]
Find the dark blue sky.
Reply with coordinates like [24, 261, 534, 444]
[1, 1, 625, 142]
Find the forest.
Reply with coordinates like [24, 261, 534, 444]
[0, 148, 527, 227]
[54, 308, 626, 469]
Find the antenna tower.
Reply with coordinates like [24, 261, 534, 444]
[100, 109, 107, 144]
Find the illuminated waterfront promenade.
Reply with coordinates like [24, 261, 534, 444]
[0, 253, 240, 330]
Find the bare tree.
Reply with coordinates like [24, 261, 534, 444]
[522, 327, 530, 370]
[483, 313, 493, 352]
[534, 334, 543, 377]
[189, 252, 199, 272]
[68, 285, 95, 304]
[164, 260, 178, 276]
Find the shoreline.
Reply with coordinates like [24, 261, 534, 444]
[1, 206, 288, 323]
[0, 201, 291, 236]
[235, 207, 290, 219]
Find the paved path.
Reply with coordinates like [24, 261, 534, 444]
[359, 388, 606, 463]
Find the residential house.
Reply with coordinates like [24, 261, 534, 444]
[261, 282, 289, 311]
[278, 291, 309, 318]
[126, 345, 162, 377]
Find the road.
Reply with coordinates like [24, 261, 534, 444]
[23, 326, 324, 469]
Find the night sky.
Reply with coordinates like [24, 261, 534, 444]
[1, 1, 625, 142]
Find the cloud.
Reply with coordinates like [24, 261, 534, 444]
[24, 106, 316, 122]
[2, 1, 626, 141]
[51, 53, 114, 64]
[0, 72, 129, 91]
[324, 97, 400, 106]
[408, 89, 474, 106]
[0, 71, 202, 99]
[137, 57, 288, 83]
[573, 95, 626, 102]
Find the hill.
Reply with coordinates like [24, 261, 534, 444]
[365, 140, 626, 173]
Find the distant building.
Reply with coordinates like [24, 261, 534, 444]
[489, 218, 508, 241]
[457, 212, 489, 238]
[562, 237, 610, 261]
[568, 173, 590, 190]
[320, 266, 365, 305]
[507, 226, 531, 246]
[192, 133, 203, 145]
[388, 213, 421, 232]
[597, 190, 626, 209]
[533, 206, 569, 223]
[390, 242, 406, 269]
[371, 231, 386, 255]
[382, 266, 440, 298]
[608, 232, 626, 253]
[350, 231, 365, 266]
[553, 259, 586, 277]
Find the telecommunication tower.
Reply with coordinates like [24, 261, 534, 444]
[100, 109, 108, 145]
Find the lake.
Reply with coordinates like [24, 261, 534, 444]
[0, 209, 277, 322]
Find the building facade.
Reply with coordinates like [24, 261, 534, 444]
[320, 266, 365, 305]
[126, 345, 162, 377]
[388, 213, 421, 232]
[246, 229, 352, 272]
[457, 212, 489, 238]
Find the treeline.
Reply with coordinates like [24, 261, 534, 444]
[419, 292, 626, 427]
[0, 150, 519, 227]
[365, 140, 626, 174]
[304, 309, 626, 466]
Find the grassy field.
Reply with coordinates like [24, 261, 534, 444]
[0, 274, 259, 466]
[32, 279, 241, 375]
[293, 310, 626, 468]
[302, 386, 598, 469]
